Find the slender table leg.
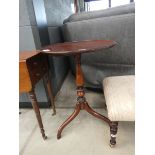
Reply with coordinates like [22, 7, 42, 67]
[43, 73, 56, 116]
[28, 90, 47, 140]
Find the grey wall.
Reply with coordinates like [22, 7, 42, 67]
[44, 0, 74, 97]
[19, 0, 73, 107]
[44, 0, 74, 27]
[19, 0, 37, 51]
[19, 0, 48, 105]
[44, 0, 74, 43]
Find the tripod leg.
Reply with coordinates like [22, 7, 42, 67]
[57, 104, 81, 139]
[84, 102, 111, 125]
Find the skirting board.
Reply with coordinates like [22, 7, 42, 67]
[19, 102, 50, 108]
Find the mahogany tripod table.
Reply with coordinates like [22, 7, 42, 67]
[41, 40, 116, 139]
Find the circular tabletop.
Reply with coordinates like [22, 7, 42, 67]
[41, 40, 116, 56]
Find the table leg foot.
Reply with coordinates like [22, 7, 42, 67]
[40, 128, 48, 140]
[57, 134, 61, 139]
[52, 110, 56, 116]
[57, 104, 81, 139]
[43, 135, 48, 140]
[29, 90, 47, 140]
[109, 143, 116, 148]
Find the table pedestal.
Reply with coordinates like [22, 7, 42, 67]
[57, 54, 111, 139]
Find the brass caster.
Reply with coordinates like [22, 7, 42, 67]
[109, 143, 116, 148]
[43, 135, 47, 140]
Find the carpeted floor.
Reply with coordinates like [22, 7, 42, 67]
[19, 73, 135, 155]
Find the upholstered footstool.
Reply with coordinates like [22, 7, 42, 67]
[103, 75, 135, 147]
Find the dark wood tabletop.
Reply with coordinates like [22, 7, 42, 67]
[19, 51, 40, 61]
[41, 40, 116, 56]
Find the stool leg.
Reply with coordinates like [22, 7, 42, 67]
[28, 90, 47, 140]
[110, 122, 118, 147]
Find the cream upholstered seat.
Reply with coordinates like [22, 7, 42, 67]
[103, 75, 135, 121]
